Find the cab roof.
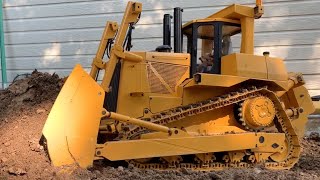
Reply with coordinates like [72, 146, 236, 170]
[182, 18, 240, 29]
[182, 3, 256, 36]
[182, 18, 241, 39]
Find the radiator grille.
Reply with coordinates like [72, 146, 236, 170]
[147, 61, 188, 94]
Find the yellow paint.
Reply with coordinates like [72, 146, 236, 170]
[101, 2, 142, 92]
[242, 96, 276, 129]
[221, 53, 267, 79]
[266, 56, 288, 81]
[90, 21, 118, 79]
[96, 133, 285, 161]
[42, 64, 105, 167]
[149, 96, 182, 113]
[313, 101, 320, 114]
[42, 1, 314, 170]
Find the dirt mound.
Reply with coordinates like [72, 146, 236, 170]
[0, 70, 64, 120]
[0, 71, 319, 180]
[0, 71, 64, 179]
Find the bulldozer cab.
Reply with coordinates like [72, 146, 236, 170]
[182, 19, 241, 75]
[180, 1, 264, 77]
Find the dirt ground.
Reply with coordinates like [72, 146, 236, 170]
[0, 71, 319, 180]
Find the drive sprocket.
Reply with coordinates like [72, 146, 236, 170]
[238, 96, 275, 130]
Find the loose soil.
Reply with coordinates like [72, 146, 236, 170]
[0, 71, 319, 180]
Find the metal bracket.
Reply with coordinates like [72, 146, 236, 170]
[92, 58, 106, 69]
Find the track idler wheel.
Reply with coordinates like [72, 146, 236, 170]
[270, 141, 289, 162]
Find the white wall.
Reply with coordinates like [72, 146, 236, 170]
[2, 0, 320, 96]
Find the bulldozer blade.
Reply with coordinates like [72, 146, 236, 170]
[42, 64, 105, 168]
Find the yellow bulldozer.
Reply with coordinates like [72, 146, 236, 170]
[41, 0, 315, 170]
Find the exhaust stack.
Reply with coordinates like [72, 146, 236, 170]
[163, 14, 172, 47]
[174, 7, 183, 53]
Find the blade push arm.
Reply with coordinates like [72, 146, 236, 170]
[100, 1, 142, 92]
[90, 21, 118, 80]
